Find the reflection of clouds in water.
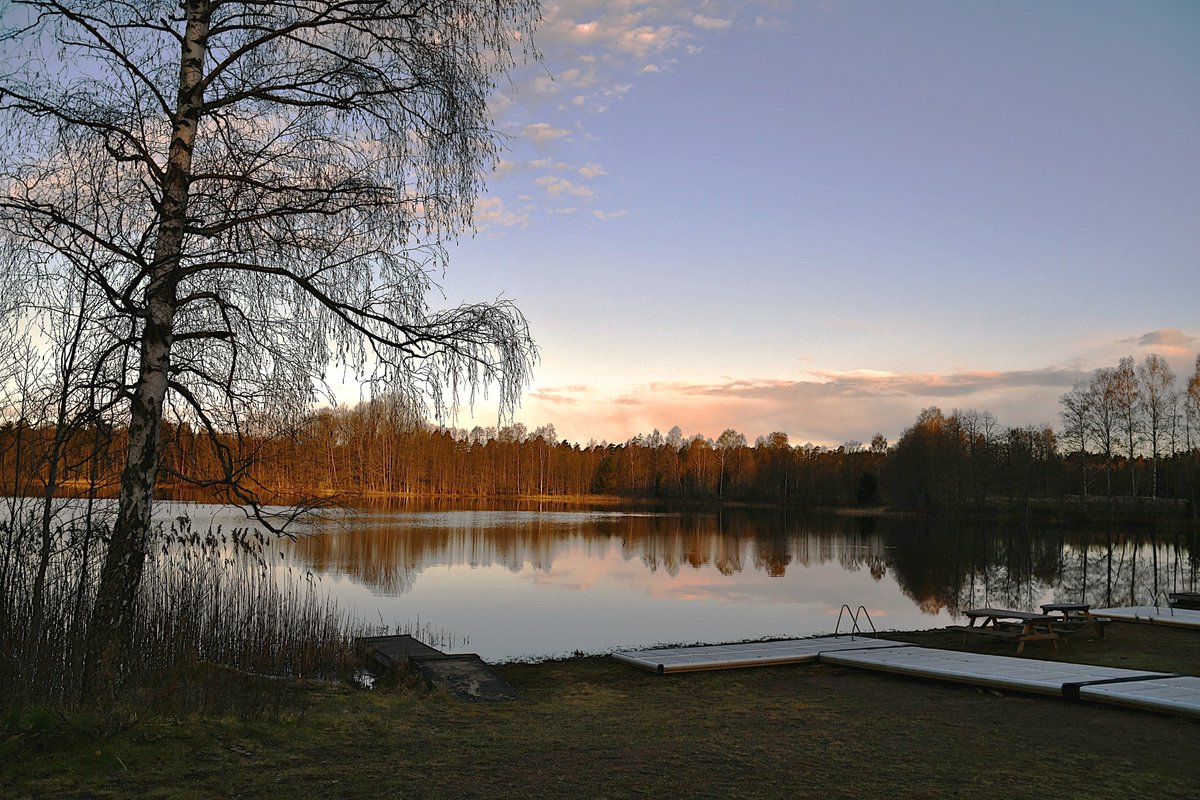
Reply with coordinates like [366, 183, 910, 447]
[273, 510, 1199, 660]
[285, 511, 1198, 623]
[26, 498, 1194, 627]
[286, 510, 894, 597]
[326, 509, 663, 529]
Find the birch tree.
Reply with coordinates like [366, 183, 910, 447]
[1087, 367, 1119, 497]
[1059, 382, 1091, 497]
[715, 428, 746, 499]
[1, 0, 540, 697]
[1186, 356, 1200, 518]
[1137, 353, 1176, 498]
[1112, 356, 1141, 496]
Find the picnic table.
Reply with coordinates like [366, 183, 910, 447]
[1040, 602, 1107, 637]
[949, 608, 1061, 653]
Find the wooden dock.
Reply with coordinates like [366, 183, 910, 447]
[1090, 606, 1200, 629]
[613, 636, 1200, 718]
[612, 636, 905, 674]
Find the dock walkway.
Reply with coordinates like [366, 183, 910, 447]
[612, 636, 1200, 718]
[1090, 606, 1200, 629]
[611, 636, 904, 674]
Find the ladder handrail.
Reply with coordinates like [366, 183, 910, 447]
[835, 604, 855, 637]
[855, 605, 878, 635]
[834, 604, 878, 638]
[1147, 588, 1175, 616]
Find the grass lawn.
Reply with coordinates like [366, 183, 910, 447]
[3, 623, 1199, 800]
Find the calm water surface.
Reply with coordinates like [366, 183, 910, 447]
[176, 501, 1198, 661]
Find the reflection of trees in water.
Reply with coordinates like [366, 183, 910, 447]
[1056, 529, 1199, 610]
[286, 508, 1197, 608]
[886, 522, 1199, 617]
[288, 510, 894, 594]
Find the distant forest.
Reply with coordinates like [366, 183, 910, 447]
[3, 353, 1199, 515]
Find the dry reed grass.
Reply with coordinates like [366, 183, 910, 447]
[1, 504, 366, 716]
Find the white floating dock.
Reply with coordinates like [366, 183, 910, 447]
[1091, 606, 1200, 629]
[612, 636, 906, 674]
[614, 637, 1200, 717]
[820, 645, 1157, 697]
[1077, 675, 1200, 717]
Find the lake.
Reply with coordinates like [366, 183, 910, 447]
[175, 500, 1197, 662]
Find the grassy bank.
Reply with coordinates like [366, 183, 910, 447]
[4, 623, 1199, 800]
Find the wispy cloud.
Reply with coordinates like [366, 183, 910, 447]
[522, 122, 571, 145]
[472, 196, 530, 229]
[692, 14, 733, 30]
[754, 15, 786, 30]
[1124, 328, 1200, 357]
[578, 162, 608, 179]
[481, 1, 767, 222]
[535, 174, 596, 198]
[592, 208, 628, 220]
[528, 384, 600, 406]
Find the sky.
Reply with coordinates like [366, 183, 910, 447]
[428, 0, 1199, 447]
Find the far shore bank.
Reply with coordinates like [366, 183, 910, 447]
[15, 483, 1198, 532]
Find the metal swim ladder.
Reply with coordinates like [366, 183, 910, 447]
[834, 604, 878, 638]
[1146, 589, 1177, 616]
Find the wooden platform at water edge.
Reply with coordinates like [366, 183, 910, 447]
[1090, 606, 1200, 629]
[357, 635, 518, 701]
[613, 636, 1200, 719]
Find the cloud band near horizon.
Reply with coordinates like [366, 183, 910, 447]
[524, 366, 1090, 446]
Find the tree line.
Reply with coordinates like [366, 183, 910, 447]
[5, 349, 1199, 513]
[1059, 353, 1200, 502]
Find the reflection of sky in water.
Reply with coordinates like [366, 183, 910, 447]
[276, 510, 932, 660]
[297, 542, 922, 662]
[123, 501, 1197, 662]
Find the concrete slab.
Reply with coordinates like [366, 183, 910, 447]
[356, 635, 519, 701]
[411, 654, 520, 702]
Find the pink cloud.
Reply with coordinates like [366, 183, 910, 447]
[1129, 328, 1200, 357]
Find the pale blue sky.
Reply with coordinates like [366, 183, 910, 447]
[434, 0, 1199, 445]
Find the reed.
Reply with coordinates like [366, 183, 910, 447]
[0, 507, 365, 715]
